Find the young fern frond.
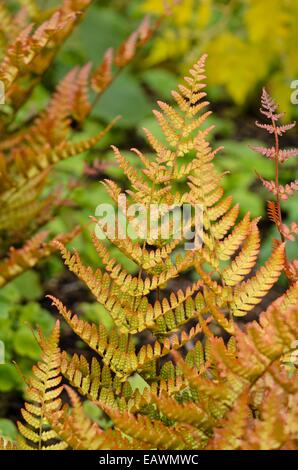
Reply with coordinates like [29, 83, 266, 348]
[48, 294, 205, 380]
[252, 88, 298, 282]
[17, 321, 67, 450]
[44, 57, 289, 388]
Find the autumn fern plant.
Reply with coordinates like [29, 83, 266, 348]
[0, 0, 154, 287]
[6, 56, 298, 450]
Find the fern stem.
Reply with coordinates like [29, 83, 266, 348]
[272, 118, 284, 243]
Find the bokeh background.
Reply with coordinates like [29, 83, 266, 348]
[0, 0, 297, 440]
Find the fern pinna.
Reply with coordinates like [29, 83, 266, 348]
[0, 1, 154, 287]
[11, 56, 298, 450]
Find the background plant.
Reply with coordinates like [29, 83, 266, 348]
[142, 0, 298, 118]
[0, 0, 156, 287]
[7, 56, 298, 450]
[251, 88, 298, 282]
[0, 0, 157, 435]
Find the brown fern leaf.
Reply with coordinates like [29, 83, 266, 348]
[267, 201, 281, 226]
[253, 88, 297, 283]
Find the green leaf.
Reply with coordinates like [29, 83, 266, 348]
[142, 69, 178, 100]
[0, 300, 10, 320]
[83, 400, 102, 421]
[0, 364, 22, 392]
[0, 283, 21, 304]
[0, 419, 17, 440]
[80, 303, 113, 332]
[62, 7, 129, 64]
[12, 271, 42, 302]
[13, 327, 40, 360]
[19, 302, 54, 335]
[230, 188, 263, 218]
[128, 373, 149, 393]
[83, 400, 112, 429]
[93, 72, 152, 128]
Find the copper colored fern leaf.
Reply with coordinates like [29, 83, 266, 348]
[259, 87, 283, 121]
[255, 120, 296, 135]
[267, 201, 281, 226]
[258, 174, 298, 200]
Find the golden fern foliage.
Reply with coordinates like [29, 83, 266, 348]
[12, 56, 298, 450]
[0, 1, 154, 286]
[16, 320, 66, 450]
[102, 291, 298, 450]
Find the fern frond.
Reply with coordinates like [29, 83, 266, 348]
[47, 386, 147, 450]
[267, 201, 281, 226]
[278, 148, 298, 163]
[91, 15, 153, 94]
[0, 3, 154, 289]
[49, 295, 205, 380]
[216, 213, 251, 261]
[60, 352, 110, 402]
[17, 321, 67, 450]
[244, 388, 297, 450]
[204, 290, 235, 334]
[93, 227, 180, 271]
[231, 243, 285, 316]
[0, 227, 80, 287]
[250, 145, 275, 159]
[101, 405, 197, 450]
[253, 87, 298, 283]
[13, 56, 298, 450]
[55, 240, 202, 333]
[48, 296, 138, 378]
[207, 392, 249, 450]
[255, 121, 296, 136]
[222, 219, 260, 286]
[259, 87, 282, 121]
[152, 391, 215, 433]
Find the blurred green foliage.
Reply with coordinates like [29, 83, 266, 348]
[0, 418, 17, 441]
[141, 0, 298, 119]
[0, 271, 54, 392]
